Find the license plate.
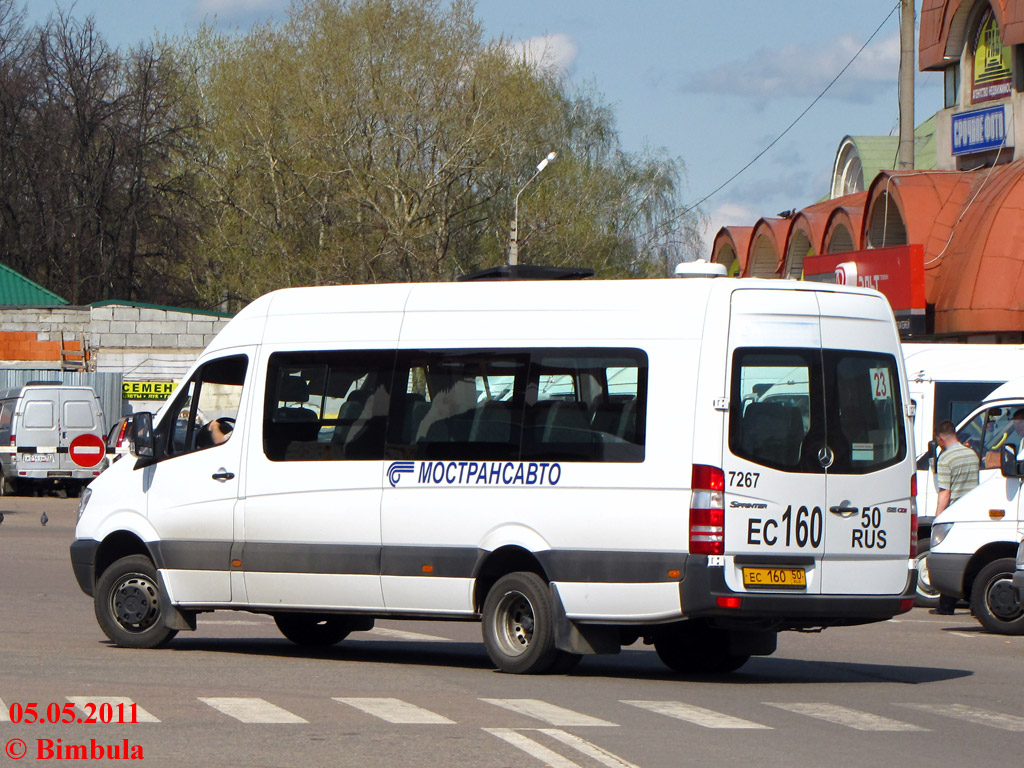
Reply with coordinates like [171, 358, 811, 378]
[20, 453, 51, 463]
[742, 567, 806, 588]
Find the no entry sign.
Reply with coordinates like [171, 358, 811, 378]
[69, 433, 106, 468]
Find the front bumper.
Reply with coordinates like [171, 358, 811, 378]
[679, 556, 917, 629]
[69, 539, 99, 597]
[926, 552, 972, 599]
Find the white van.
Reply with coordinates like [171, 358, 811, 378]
[927, 377, 1024, 634]
[0, 383, 107, 497]
[70, 276, 917, 675]
[901, 343, 1024, 603]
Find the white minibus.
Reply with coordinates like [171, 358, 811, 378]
[927, 377, 1024, 633]
[901, 343, 1024, 604]
[71, 275, 917, 675]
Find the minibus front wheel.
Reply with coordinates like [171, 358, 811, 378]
[94, 555, 178, 649]
[482, 571, 579, 674]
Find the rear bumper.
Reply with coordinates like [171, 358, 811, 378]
[69, 539, 99, 597]
[926, 552, 972, 599]
[679, 556, 916, 628]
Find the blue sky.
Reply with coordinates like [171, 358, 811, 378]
[23, 0, 941, 254]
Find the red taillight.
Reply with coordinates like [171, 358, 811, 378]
[9, 433, 14, 447]
[690, 464, 725, 555]
[909, 475, 918, 558]
[717, 596, 742, 609]
[115, 420, 129, 448]
[899, 598, 915, 613]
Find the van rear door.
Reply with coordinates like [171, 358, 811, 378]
[722, 288, 912, 598]
[723, 289, 826, 595]
[816, 291, 912, 594]
[57, 389, 103, 473]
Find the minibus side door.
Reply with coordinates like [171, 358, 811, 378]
[143, 351, 253, 605]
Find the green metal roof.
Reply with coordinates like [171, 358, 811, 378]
[0, 262, 68, 306]
[90, 299, 232, 318]
[849, 115, 938, 181]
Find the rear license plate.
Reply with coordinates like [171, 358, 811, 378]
[742, 567, 806, 589]
[20, 453, 51, 463]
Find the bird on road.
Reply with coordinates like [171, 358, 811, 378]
[40, 511, 48, 526]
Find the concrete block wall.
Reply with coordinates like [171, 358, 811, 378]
[0, 304, 231, 386]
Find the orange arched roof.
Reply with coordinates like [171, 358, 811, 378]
[821, 192, 868, 252]
[745, 217, 791, 277]
[863, 170, 970, 297]
[921, 0, 1024, 71]
[930, 161, 1024, 333]
[711, 226, 753, 273]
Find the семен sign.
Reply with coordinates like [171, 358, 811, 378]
[122, 381, 174, 400]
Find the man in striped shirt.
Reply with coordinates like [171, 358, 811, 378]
[931, 420, 980, 615]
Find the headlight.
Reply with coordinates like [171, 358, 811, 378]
[77, 487, 91, 522]
[930, 522, 953, 548]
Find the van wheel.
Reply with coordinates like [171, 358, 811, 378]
[482, 571, 566, 674]
[970, 558, 1024, 635]
[94, 555, 177, 649]
[273, 614, 353, 646]
[913, 542, 940, 607]
[654, 623, 750, 675]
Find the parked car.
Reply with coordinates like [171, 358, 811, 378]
[105, 416, 134, 462]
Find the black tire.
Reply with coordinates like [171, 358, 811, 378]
[482, 571, 563, 674]
[273, 614, 354, 646]
[654, 623, 750, 675]
[914, 541, 941, 608]
[94, 555, 177, 649]
[970, 557, 1024, 635]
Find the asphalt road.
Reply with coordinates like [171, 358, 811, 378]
[1, 496, 1021, 768]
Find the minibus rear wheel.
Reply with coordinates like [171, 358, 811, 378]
[482, 571, 577, 674]
[94, 555, 178, 649]
[273, 614, 353, 646]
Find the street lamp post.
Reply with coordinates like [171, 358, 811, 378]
[509, 151, 557, 266]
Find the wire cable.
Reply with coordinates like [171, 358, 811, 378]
[662, 1, 902, 237]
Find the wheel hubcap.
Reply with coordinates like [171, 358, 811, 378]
[111, 574, 160, 632]
[986, 575, 1023, 620]
[494, 590, 535, 657]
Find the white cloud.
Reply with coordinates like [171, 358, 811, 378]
[505, 33, 579, 75]
[701, 201, 761, 254]
[683, 31, 900, 105]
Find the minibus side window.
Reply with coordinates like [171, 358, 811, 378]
[0, 400, 13, 431]
[386, 348, 647, 463]
[164, 355, 248, 457]
[388, 352, 527, 461]
[263, 351, 392, 461]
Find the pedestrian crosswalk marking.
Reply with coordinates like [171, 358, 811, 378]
[481, 698, 616, 727]
[484, 728, 639, 768]
[199, 697, 307, 723]
[765, 702, 927, 731]
[901, 703, 1024, 731]
[334, 697, 454, 724]
[622, 700, 772, 729]
[67, 697, 160, 723]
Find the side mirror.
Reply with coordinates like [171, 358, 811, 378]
[927, 440, 938, 472]
[131, 412, 156, 463]
[1000, 443, 1022, 478]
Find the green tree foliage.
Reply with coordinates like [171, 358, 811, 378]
[0, 0, 702, 309]
[186, 0, 702, 308]
[0, 6, 203, 305]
